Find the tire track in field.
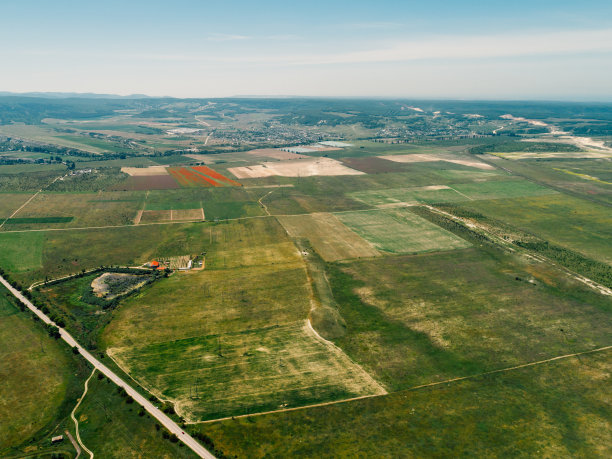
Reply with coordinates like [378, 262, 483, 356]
[0, 174, 65, 229]
[71, 368, 96, 459]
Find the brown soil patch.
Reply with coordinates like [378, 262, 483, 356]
[112, 175, 180, 191]
[340, 157, 406, 173]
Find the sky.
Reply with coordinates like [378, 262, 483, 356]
[1, 0, 612, 100]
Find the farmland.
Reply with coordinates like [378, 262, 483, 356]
[335, 208, 472, 254]
[101, 218, 385, 420]
[0, 96, 611, 456]
[278, 212, 380, 261]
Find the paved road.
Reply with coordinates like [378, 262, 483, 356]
[0, 274, 215, 459]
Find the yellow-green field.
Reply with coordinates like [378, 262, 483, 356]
[277, 212, 380, 261]
[335, 208, 472, 254]
[349, 179, 557, 207]
[101, 218, 385, 421]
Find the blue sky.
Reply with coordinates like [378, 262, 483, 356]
[1, 0, 612, 99]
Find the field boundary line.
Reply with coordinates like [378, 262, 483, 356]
[195, 344, 612, 424]
[406, 344, 612, 391]
[257, 190, 275, 216]
[447, 186, 474, 201]
[71, 368, 96, 459]
[305, 319, 388, 395]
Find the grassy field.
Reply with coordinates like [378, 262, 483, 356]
[0, 192, 32, 218]
[198, 350, 612, 458]
[327, 248, 612, 391]
[0, 285, 83, 453]
[463, 194, 612, 264]
[277, 212, 380, 261]
[349, 178, 556, 207]
[335, 208, 471, 254]
[75, 371, 197, 458]
[0, 191, 142, 229]
[101, 218, 385, 421]
[0, 231, 44, 272]
[485, 155, 612, 206]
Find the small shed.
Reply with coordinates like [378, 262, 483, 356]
[51, 435, 64, 443]
[150, 260, 160, 268]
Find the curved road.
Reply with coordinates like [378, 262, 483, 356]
[0, 275, 215, 459]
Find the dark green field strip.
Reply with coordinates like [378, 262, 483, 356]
[4, 216, 74, 224]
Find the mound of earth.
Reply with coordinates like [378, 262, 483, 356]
[91, 272, 150, 300]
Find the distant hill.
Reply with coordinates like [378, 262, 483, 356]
[0, 91, 152, 99]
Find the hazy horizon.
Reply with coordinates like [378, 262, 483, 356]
[2, 0, 612, 100]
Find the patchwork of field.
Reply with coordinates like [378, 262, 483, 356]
[350, 179, 557, 206]
[0, 287, 77, 451]
[462, 194, 612, 264]
[228, 157, 365, 179]
[335, 208, 471, 254]
[278, 212, 380, 261]
[102, 218, 385, 421]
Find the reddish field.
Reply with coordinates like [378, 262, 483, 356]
[192, 166, 242, 186]
[168, 167, 220, 187]
[112, 175, 180, 191]
[340, 157, 407, 174]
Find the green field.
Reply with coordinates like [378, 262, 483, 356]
[327, 248, 612, 391]
[199, 350, 612, 458]
[0, 231, 44, 272]
[463, 194, 612, 264]
[335, 208, 471, 254]
[349, 179, 556, 206]
[0, 286, 82, 454]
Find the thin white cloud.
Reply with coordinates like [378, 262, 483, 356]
[207, 33, 251, 42]
[6, 28, 612, 67]
[342, 22, 403, 30]
[286, 28, 612, 65]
